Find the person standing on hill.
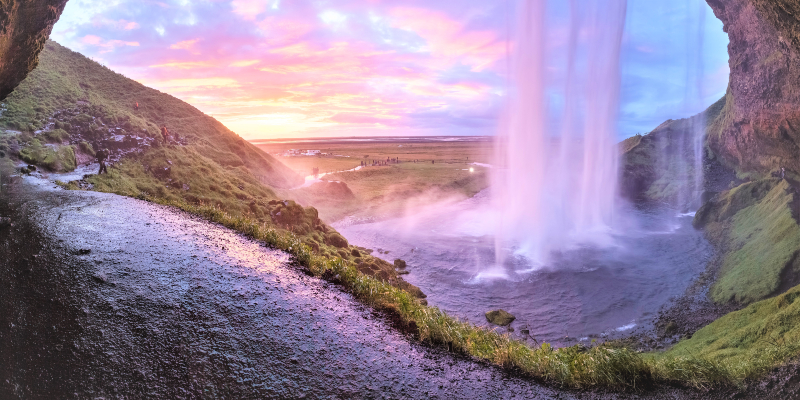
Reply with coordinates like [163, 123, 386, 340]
[134, 102, 139, 111]
[96, 148, 108, 174]
[161, 126, 170, 144]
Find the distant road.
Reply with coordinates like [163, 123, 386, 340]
[248, 135, 494, 146]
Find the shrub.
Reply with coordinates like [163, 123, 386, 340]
[325, 232, 348, 248]
[78, 140, 95, 156]
[43, 128, 69, 143]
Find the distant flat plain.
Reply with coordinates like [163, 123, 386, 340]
[252, 136, 493, 222]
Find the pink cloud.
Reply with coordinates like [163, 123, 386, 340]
[231, 0, 268, 20]
[81, 35, 140, 53]
[170, 39, 201, 54]
[388, 7, 506, 71]
[123, 21, 140, 30]
[90, 16, 140, 31]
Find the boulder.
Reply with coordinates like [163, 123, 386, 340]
[306, 181, 356, 200]
[397, 280, 427, 300]
[485, 309, 515, 326]
[324, 232, 348, 248]
[393, 259, 407, 269]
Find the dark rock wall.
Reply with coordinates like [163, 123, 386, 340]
[0, 0, 68, 100]
[706, 0, 800, 174]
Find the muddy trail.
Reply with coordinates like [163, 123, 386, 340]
[0, 177, 783, 399]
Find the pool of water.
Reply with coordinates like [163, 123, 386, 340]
[335, 190, 712, 345]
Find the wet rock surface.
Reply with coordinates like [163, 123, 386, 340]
[0, 178, 569, 399]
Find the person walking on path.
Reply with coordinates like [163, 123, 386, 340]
[161, 126, 171, 144]
[96, 148, 108, 174]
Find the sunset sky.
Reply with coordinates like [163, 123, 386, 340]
[50, 0, 729, 140]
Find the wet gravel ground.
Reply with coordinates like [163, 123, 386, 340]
[0, 177, 791, 399]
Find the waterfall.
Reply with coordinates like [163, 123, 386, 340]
[492, 0, 628, 267]
[690, 0, 707, 209]
[656, 1, 708, 212]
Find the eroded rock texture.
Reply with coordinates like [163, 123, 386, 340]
[706, 0, 800, 174]
[0, 0, 68, 100]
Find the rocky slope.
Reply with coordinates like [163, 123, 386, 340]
[705, 0, 800, 175]
[0, 0, 67, 100]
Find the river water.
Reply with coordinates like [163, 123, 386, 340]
[335, 190, 713, 345]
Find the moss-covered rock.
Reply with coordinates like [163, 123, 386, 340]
[485, 309, 516, 326]
[705, 0, 800, 177]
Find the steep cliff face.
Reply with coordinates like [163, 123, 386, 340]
[620, 96, 735, 205]
[0, 0, 68, 100]
[706, 0, 800, 174]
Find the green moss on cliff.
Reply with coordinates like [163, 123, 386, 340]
[87, 146, 278, 214]
[695, 179, 800, 305]
[656, 284, 800, 383]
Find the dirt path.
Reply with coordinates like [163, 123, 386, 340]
[0, 178, 573, 398]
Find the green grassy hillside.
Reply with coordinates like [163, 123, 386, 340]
[0, 40, 426, 304]
[0, 39, 303, 214]
[4, 41, 300, 188]
[653, 283, 800, 384]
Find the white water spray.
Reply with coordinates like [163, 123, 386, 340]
[654, 1, 709, 211]
[493, 0, 627, 267]
[689, 0, 707, 208]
